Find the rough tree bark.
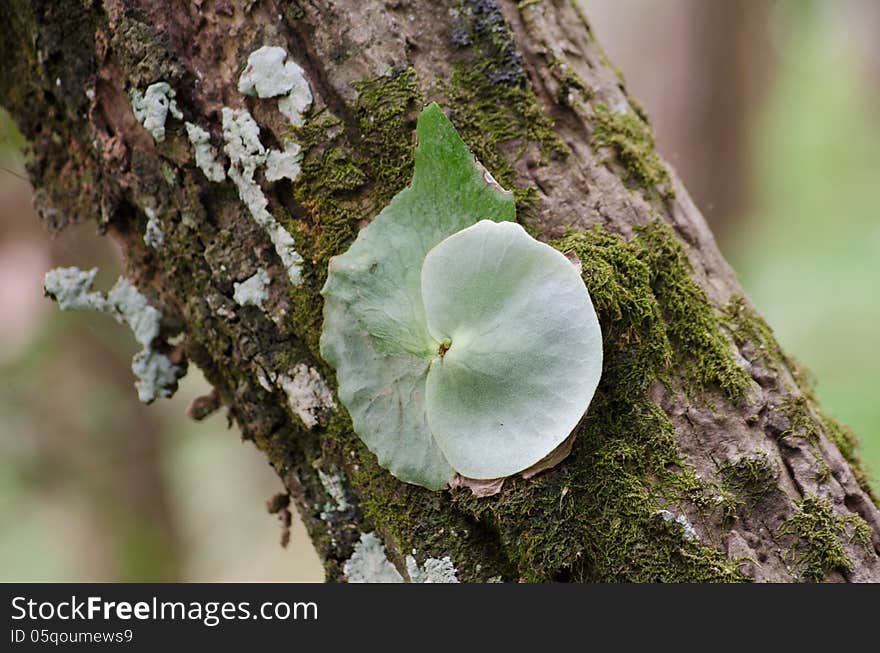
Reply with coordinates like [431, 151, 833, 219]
[2, 0, 878, 582]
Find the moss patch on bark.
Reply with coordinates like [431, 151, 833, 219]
[777, 494, 873, 581]
[591, 103, 673, 200]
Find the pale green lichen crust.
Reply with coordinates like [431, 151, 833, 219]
[221, 107, 304, 284]
[278, 363, 336, 429]
[43, 267, 182, 403]
[342, 532, 459, 583]
[654, 509, 698, 542]
[238, 45, 313, 126]
[215, 47, 312, 285]
[106, 277, 162, 348]
[265, 143, 303, 182]
[130, 81, 182, 142]
[318, 468, 350, 518]
[181, 45, 324, 432]
[185, 122, 226, 182]
[405, 554, 459, 583]
[43, 267, 106, 311]
[131, 349, 180, 404]
[233, 268, 271, 309]
[343, 532, 403, 583]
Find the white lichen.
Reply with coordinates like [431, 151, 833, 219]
[656, 509, 698, 542]
[238, 45, 313, 126]
[266, 224, 304, 283]
[265, 143, 303, 182]
[131, 82, 182, 142]
[221, 107, 266, 175]
[178, 51, 310, 309]
[43, 267, 181, 403]
[343, 533, 404, 583]
[279, 363, 336, 429]
[185, 122, 226, 182]
[318, 469, 350, 518]
[143, 208, 164, 249]
[233, 268, 271, 308]
[43, 267, 107, 311]
[238, 45, 302, 98]
[221, 107, 304, 285]
[276, 91, 312, 127]
[106, 278, 162, 348]
[405, 555, 459, 584]
[131, 349, 179, 403]
[342, 533, 459, 584]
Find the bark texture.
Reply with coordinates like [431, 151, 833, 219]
[2, 0, 879, 582]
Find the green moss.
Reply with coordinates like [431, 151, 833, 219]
[592, 103, 673, 200]
[721, 294, 810, 386]
[285, 56, 588, 577]
[446, 61, 565, 185]
[555, 226, 668, 408]
[557, 222, 750, 403]
[664, 468, 740, 526]
[722, 295, 779, 369]
[639, 226, 752, 402]
[779, 395, 834, 483]
[547, 57, 593, 106]
[288, 44, 565, 356]
[444, 64, 543, 231]
[350, 70, 424, 210]
[556, 221, 752, 404]
[777, 494, 874, 581]
[628, 96, 652, 126]
[779, 395, 876, 496]
[719, 452, 779, 512]
[448, 0, 568, 230]
[287, 1, 569, 355]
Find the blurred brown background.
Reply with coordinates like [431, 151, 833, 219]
[1, 0, 878, 581]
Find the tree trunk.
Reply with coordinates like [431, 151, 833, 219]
[2, 0, 878, 582]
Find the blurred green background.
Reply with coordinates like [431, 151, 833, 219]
[1, 0, 878, 581]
